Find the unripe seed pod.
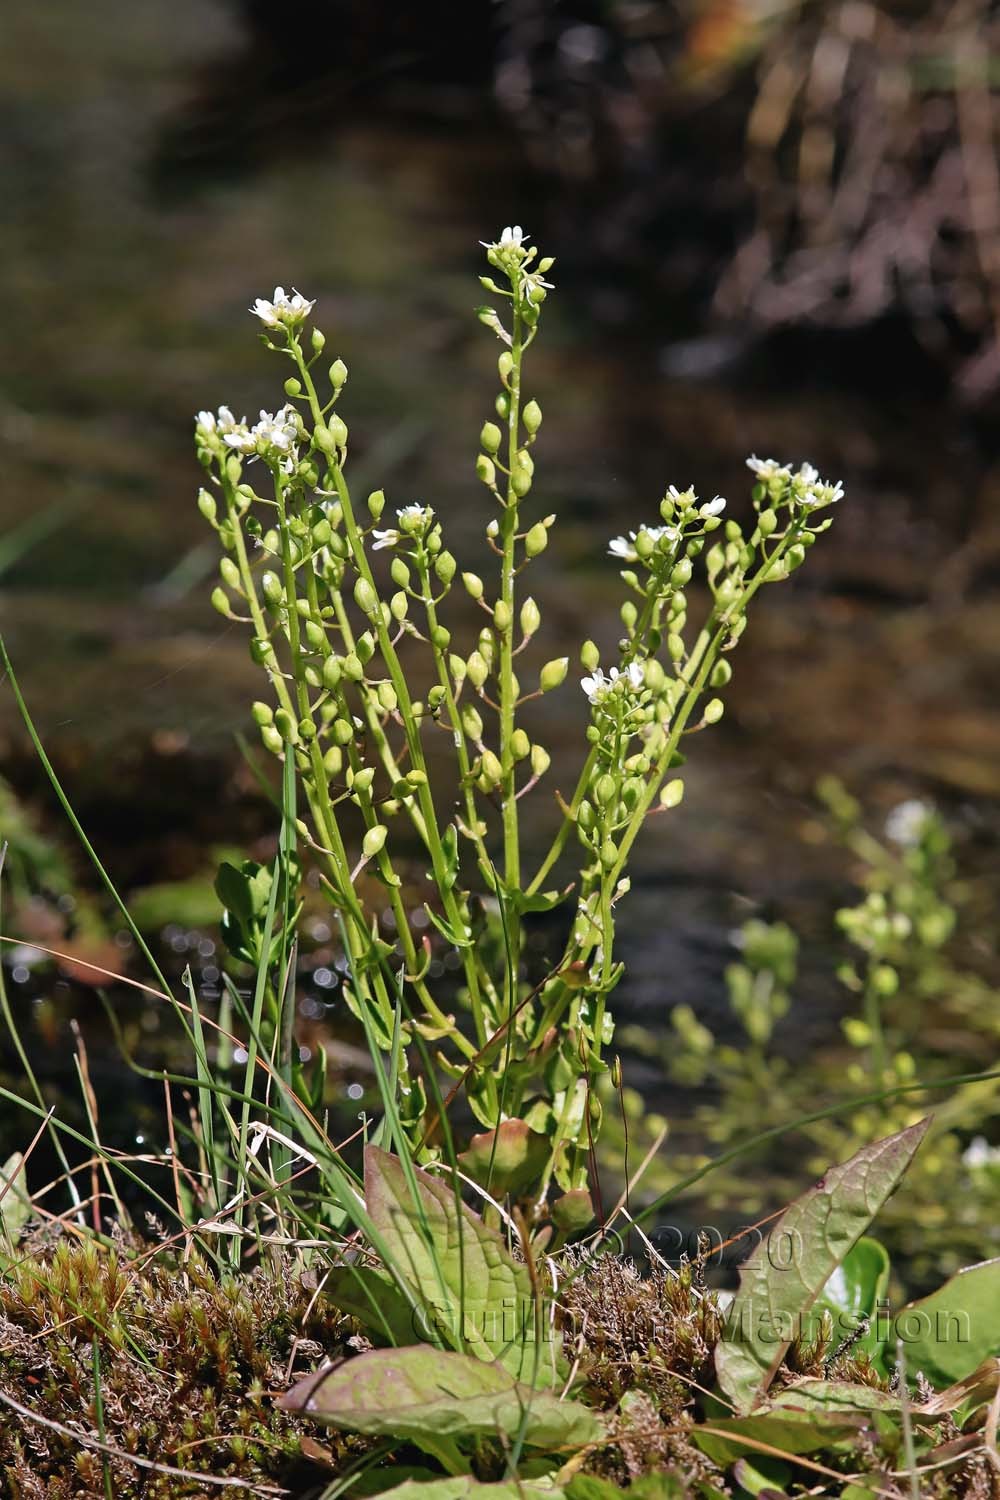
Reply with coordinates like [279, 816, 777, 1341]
[274, 709, 297, 742]
[261, 571, 283, 607]
[463, 572, 484, 600]
[356, 632, 375, 664]
[524, 521, 548, 557]
[330, 358, 348, 389]
[225, 455, 242, 485]
[391, 591, 408, 621]
[786, 543, 806, 571]
[332, 717, 355, 746]
[461, 703, 483, 740]
[220, 557, 241, 590]
[249, 637, 274, 665]
[377, 681, 397, 712]
[312, 517, 332, 546]
[710, 659, 732, 688]
[450, 654, 466, 683]
[620, 600, 638, 630]
[211, 586, 232, 618]
[580, 640, 600, 672]
[523, 399, 542, 434]
[435, 550, 457, 585]
[660, 779, 684, 809]
[251, 701, 273, 726]
[510, 728, 530, 760]
[284, 376, 302, 397]
[520, 597, 541, 636]
[578, 799, 595, 830]
[466, 651, 489, 689]
[703, 697, 724, 724]
[595, 773, 616, 806]
[310, 327, 326, 353]
[480, 749, 503, 785]
[362, 825, 387, 858]
[390, 556, 410, 589]
[354, 577, 378, 616]
[645, 659, 666, 691]
[341, 655, 363, 685]
[493, 599, 512, 632]
[758, 508, 777, 537]
[431, 624, 450, 649]
[600, 838, 617, 869]
[873, 964, 899, 997]
[539, 657, 568, 692]
[498, 351, 514, 383]
[351, 766, 375, 795]
[298, 717, 317, 741]
[261, 725, 283, 755]
[530, 743, 550, 777]
[322, 656, 342, 691]
[715, 578, 739, 608]
[495, 391, 510, 420]
[323, 745, 343, 776]
[304, 664, 321, 687]
[476, 454, 496, 487]
[197, 489, 217, 524]
[305, 620, 326, 650]
[480, 421, 502, 454]
[511, 465, 532, 498]
[427, 685, 446, 710]
[329, 414, 348, 447]
[670, 558, 693, 588]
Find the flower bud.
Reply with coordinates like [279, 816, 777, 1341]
[493, 599, 512, 632]
[362, 824, 388, 858]
[311, 327, 326, 353]
[354, 577, 379, 616]
[539, 657, 568, 692]
[480, 421, 502, 454]
[197, 488, 217, 524]
[703, 698, 724, 724]
[523, 399, 542, 434]
[524, 521, 548, 557]
[435, 550, 457, 585]
[520, 597, 541, 636]
[660, 779, 684, 809]
[476, 454, 496, 487]
[367, 489, 385, 520]
[530, 743, 550, 777]
[330, 358, 348, 389]
[580, 640, 600, 672]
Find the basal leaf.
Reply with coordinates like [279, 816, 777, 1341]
[324, 1265, 420, 1347]
[813, 1236, 891, 1360]
[280, 1346, 602, 1449]
[378, 1479, 564, 1500]
[0, 1152, 31, 1260]
[693, 1410, 866, 1466]
[365, 1146, 563, 1386]
[892, 1259, 1000, 1387]
[458, 1121, 550, 1198]
[716, 1121, 928, 1413]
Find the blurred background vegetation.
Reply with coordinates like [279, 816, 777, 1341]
[1, 0, 999, 1281]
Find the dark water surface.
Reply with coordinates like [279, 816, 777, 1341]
[2, 1, 999, 1205]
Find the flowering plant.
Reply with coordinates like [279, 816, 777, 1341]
[194, 225, 841, 1209]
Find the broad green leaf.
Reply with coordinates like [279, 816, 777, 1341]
[280, 1346, 602, 1449]
[892, 1259, 1000, 1387]
[378, 1480, 563, 1500]
[693, 1409, 866, 1466]
[324, 1265, 419, 1347]
[813, 1236, 891, 1360]
[731, 1457, 791, 1497]
[365, 1146, 563, 1386]
[567, 1475, 688, 1500]
[0, 1152, 31, 1259]
[716, 1121, 928, 1413]
[458, 1121, 550, 1198]
[768, 1379, 904, 1416]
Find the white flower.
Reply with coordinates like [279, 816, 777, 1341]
[580, 661, 645, 703]
[962, 1136, 1000, 1169]
[884, 798, 932, 848]
[700, 496, 726, 518]
[800, 477, 845, 509]
[251, 405, 298, 453]
[197, 405, 244, 443]
[581, 668, 609, 702]
[746, 455, 792, 482]
[371, 529, 399, 551]
[608, 526, 678, 562]
[798, 462, 819, 485]
[500, 225, 526, 247]
[250, 285, 315, 329]
[624, 660, 645, 689]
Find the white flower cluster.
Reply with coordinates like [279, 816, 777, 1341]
[250, 286, 315, 329]
[884, 798, 932, 848]
[607, 526, 678, 563]
[372, 503, 434, 550]
[746, 455, 844, 510]
[580, 660, 645, 704]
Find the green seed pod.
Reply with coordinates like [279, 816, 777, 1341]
[710, 659, 732, 688]
[758, 508, 777, 537]
[298, 717, 317, 741]
[435, 550, 457, 585]
[342, 652, 363, 682]
[461, 703, 483, 740]
[660, 779, 684, 809]
[377, 681, 397, 712]
[466, 651, 489, 689]
[351, 766, 375, 795]
[498, 351, 514, 383]
[480, 421, 502, 454]
[524, 521, 548, 557]
[703, 698, 724, 724]
[197, 488, 217, 524]
[330, 358, 348, 389]
[873, 964, 899, 997]
[304, 620, 325, 650]
[530, 743, 550, 777]
[510, 728, 530, 760]
[249, 637, 274, 665]
[600, 838, 617, 870]
[580, 640, 600, 672]
[323, 745, 343, 776]
[493, 599, 512, 633]
[476, 454, 496, 487]
[284, 376, 302, 397]
[644, 658, 666, 691]
[539, 657, 568, 692]
[362, 825, 388, 858]
[332, 717, 355, 746]
[220, 557, 241, 590]
[786, 543, 806, 571]
[595, 773, 617, 806]
[329, 413, 348, 447]
[311, 327, 326, 353]
[511, 464, 532, 498]
[620, 601, 638, 630]
[714, 578, 739, 608]
[225, 455, 242, 485]
[391, 591, 408, 621]
[462, 572, 484, 600]
[261, 725, 283, 756]
[450, 654, 466, 683]
[217, 519, 236, 552]
[405, 768, 428, 787]
[523, 399, 542, 434]
[274, 709, 297, 742]
[251, 701, 273, 726]
[670, 558, 692, 588]
[261, 571, 283, 607]
[322, 656, 343, 691]
[355, 632, 375, 665]
[495, 391, 510, 420]
[578, 799, 595, 830]
[480, 748, 503, 786]
[520, 597, 541, 636]
[427, 685, 446, 711]
[210, 586, 232, 618]
[431, 624, 450, 649]
[354, 577, 378, 616]
[312, 517, 332, 546]
[390, 556, 410, 589]
[303, 664, 321, 688]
